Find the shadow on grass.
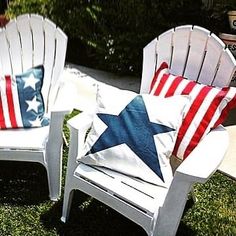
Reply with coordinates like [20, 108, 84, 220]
[176, 197, 196, 236]
[42, 190, 147, 236]
[0, 160, 196, 235]
[41, 190, 196, 236]
[0, 160, 49, 205]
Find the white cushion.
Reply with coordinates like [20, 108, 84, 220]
[79, 85, 190, 187]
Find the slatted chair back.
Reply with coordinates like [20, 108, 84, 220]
[0, 14, 67, 113]
[141, 25, 236, 94]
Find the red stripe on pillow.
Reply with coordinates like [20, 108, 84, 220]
[153, 73, 169, 96]
[165, 76, 183, 97]
[173, 86, 212, 157]
[181, 80, 196, 95]
[5, 75, 18, 128]
[213, 88, 236, 127]
[183, 89, 229, 158]
[150, 62, 168, 93]
[150, 62, 236, 160]
[0, 97, 6, 129]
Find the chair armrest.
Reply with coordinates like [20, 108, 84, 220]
[52, 80, 75, 113]
[175, 125, 229, 183]
[67, 112, 94, 161]
[61, 68, 98, 112]
[51, 82, 72, 113]
[51, 105, 72, 114]
[156, 126, 229, 235]
[47, 110, 68, 147]
[67, 112, 93, 131]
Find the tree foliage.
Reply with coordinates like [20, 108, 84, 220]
[6, 0, 232, 75]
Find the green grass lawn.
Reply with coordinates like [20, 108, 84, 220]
[0, 113, 235, 235]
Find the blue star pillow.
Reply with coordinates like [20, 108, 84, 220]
[0, 65, 49, 129]
[80, 85, 190, 187]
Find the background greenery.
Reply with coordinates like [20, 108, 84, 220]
[5, 0, 236, 76]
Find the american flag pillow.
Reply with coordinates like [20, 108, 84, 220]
[0, 65, 49, 129]
[80, 85, 190, 187]
[150, 62, 236, 160]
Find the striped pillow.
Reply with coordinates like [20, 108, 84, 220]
[150, 62, 236, 160]
[0, 65, 49, 129]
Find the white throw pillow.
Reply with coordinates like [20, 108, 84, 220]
[80, 85, 190, 187]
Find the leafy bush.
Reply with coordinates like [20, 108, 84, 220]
[6, 0, 52, 17]
[6, 0, 224, 76]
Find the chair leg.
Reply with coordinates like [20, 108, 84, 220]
[61, 187, 75, 222]
[61, 160, 77, 222]
[46, 148, 63, 201]
[47, 172, 61, 201]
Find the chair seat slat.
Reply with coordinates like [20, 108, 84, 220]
[75, 163, 168, 215]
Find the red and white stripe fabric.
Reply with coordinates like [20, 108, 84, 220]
[0, 65, 49, 129]
[0, 75, 23, 129]
[150, 62, 236, 160]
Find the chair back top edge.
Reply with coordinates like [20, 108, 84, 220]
[0, 14, 68, 112]
[140, 25, 236, 93]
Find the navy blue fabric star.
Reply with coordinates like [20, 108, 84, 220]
[86, 95, 174, 181]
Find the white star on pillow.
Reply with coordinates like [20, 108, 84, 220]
[29, 116, 44, 126]
[23, 73, 39, 90]
[26, 96, 41, 112]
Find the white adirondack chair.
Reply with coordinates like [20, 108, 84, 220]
[61, 25, 236, 235]
[0, 14, 69, 201]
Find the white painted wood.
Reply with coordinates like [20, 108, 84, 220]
[42, 18, 56, 111]
[0, 14, 68, 201]
[61, 25, 235, 235]
[16, 14, 33, 71]
[140, 38, 157, 93]
[52, 28, 67, 86]
[170, 25, 192, 76]
[141, 25, 236, 91]
[218, 125, 236, 179]
[177, 125, 228, 181]
[184, 26, 209, 81]
[0, 126, 49, 149]
[198, 33, 225, 85]
[101, 167, 167, 199]
[213, 47, 236, 87]
[5, 19, 23, 75]
[74, 164, 167, 215]
[29, 14, 44, 66]
[0, 31, 12, 75]
[63, 169, 154, 232]
[156, 28, 173, 70]
[48, 28, 68, 111]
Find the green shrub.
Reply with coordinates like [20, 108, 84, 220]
[6, 0, 225, 76]
[6, 0, 52, 17]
